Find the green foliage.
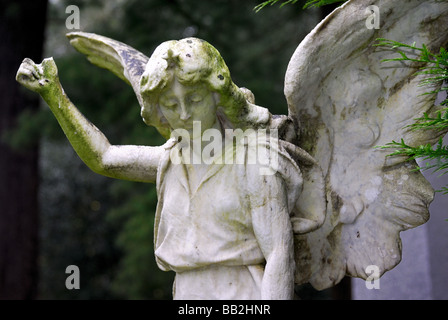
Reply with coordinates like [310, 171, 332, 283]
[376, 39, 448, 98]
[302, 0, 347, 8]
[376, 39, 448, 193]
[254, 0, 347, 12]
[381, 139, 448, 170]
[409, 109, 448, 132]
[106, 181, 174, 299]
[380, 139, 448, 194]
[1, 108, 59, 150]
[255, 0, 300, 12]
[38, 141, 122, 299]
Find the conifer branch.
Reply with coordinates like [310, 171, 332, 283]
[376, 39, 448, 193]
[254, 0, 347, 12]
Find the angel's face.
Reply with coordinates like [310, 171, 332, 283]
[159, 78, 218, 139]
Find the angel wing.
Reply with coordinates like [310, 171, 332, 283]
[66, 32, 149, 108]
[67, 32, 170, 138]
[285, 0, 448, 289]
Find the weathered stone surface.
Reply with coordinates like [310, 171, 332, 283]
[285, 0, 448, 290]
[16, 0, 448, 299]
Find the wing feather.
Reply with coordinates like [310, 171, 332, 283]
[285, 0, 448, 289]
[67, 32, 149, 108]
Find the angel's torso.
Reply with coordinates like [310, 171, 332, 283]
[154, 149, 265, 272]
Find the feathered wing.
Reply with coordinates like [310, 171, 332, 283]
[66, 32, 149, 108]
[285, 0, 448, 289]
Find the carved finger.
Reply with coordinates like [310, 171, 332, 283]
[19, 63, 39, 79]
[16, 68, 34, 82]
[22, 57, 35, 65]
[16, 73, 29, 84]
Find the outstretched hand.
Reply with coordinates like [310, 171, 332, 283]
[16, 57, 59, 94]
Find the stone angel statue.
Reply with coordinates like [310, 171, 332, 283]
[16, 0, 448, 299]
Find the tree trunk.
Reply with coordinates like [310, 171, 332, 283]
[0, 0, 48, 299]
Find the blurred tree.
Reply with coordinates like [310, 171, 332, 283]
[0, 0, 48, 299]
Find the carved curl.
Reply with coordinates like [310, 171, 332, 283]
[139, 38, 270, 138]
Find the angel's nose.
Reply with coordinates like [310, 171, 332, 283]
[179, 102, 191, 121]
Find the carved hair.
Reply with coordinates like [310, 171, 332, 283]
[139, 37, 269, 139]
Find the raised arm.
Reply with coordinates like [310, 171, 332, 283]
[16, 57, 162, 183]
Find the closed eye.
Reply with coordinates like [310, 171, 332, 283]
[160, 98, 178, 109]
[189, 94, 203, 103]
